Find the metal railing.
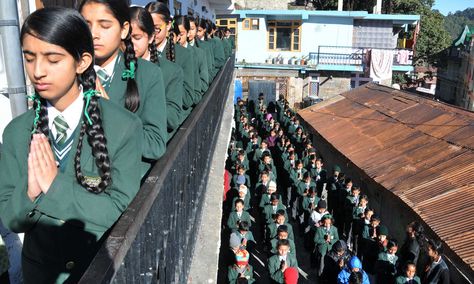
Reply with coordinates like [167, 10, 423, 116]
[308, 45, 414, 66]
[79, 56, 235, 284]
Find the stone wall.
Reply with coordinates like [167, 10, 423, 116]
[317, 72, 352, 100]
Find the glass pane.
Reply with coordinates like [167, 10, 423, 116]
[276, 27, 291, 50]
[220, 20, 228, 25]
[293, 22, 300, 26]
[244, 20, 249, 29]
[276, 22, 292, 27]
[268, 22, 276, 27]
[293, 43, 299, 50]
[230, 20, 236, 24]
[230, 28, 235, 33]
[269, 42, 274, 49]
[293, 28, 299, 36]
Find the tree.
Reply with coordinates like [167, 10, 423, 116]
[444, 8, 474, 40]
[390, 0, 451, 66]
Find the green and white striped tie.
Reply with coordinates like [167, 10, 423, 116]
[97, 68, 111, 90]
[53, 114, 69, 145]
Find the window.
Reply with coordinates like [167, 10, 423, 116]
[173, 0, 181, 16]
[242, 18, 259, 30]
[267, 21, 301, 52]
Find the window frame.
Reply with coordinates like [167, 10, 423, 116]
[242, 18, 259, 31]
[267, 20, 302, 52]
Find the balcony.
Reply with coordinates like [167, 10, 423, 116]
[308, 45, 414, 72]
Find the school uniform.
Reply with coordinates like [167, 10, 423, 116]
[161, 41, 196, 113]
[227, 211, 252, 232]
[375, 252, 398, 283]
[267, 222, 294, 240]
[227, 264, 255, 284]
[231, 174, 251, 189]
[222, 37, 232, 58]
[263, 204, 288, 224]
[0, 96, 143, 283]
[100, 52, 167, 170]
[259, 193, 281, 208]
[296, 180, 316, 196]
[268, 254, 298, 284]
[395, 275, 421, 284]
[424, 256, 450, 284]
[302, 195, 320, 215]
[189, 44, 210, 100]
[210, 37, 226, 75]
[270, 238, 296, 256]
[155, 57, 185, 138]
[196, 39, 215, 79]
[232, 194, 251, 211]
[314, 225, 339, 256]
[289, 168, 307, 186]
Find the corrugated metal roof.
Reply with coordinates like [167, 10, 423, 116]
[298, 83, 474, 271]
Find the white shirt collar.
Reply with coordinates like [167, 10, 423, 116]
[157, 39, 167, 53]
[47, 86, 84, 140]
[189, 40, 195, 46]
[183, 41, 189, 48]
[94, 52, 119, 77]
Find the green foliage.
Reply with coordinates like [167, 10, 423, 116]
[393, 72, 408, 84]
[444, 8, 474, 40]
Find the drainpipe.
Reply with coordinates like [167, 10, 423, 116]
[0, 0, 28, 118]
[338, 0, 343, 11]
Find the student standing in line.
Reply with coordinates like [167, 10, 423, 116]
[423, 239, 450, 284]
[172, 15, 208, 103]
[0, 8, 143, 283]
[79, 0, 167, 175]
[188, 16, 214, 83]
[206, 20, 226, 75]
[129, 6, 184, 139]
[146, 2, 196, 115]
[196, 17, 216, 79]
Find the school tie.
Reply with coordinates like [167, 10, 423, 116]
[96, 68, 111, 90]
[53, 114, 69, 145]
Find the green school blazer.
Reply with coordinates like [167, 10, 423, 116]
[172, 44, 196, 110]
[108, 52, 167, 160]
[196, 40, 215, 81]
[314, 225, 339, 256]
[0, 99, 143, 283]
[210, 37, 226, 74]
[268, 254, 298, 284]
[156, 57, 184, 135]
[222, 38, 232, 58]
[189, 45, 210, 99]
[228, 264, 255, 284]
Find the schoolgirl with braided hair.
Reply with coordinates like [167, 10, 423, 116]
[130, 6, 184, 139]
[189, 16, 214, 77]
[173, 15, 209, 101]
[146, 2, 196, 112]
[79, 0, 168, 170]
[195, 17, 217, 78]
[0, 7, 143, 283]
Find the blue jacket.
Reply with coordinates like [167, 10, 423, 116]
[337, 256, 370, 284]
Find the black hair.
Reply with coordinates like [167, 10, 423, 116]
[22, 7, 111, 193]
[276, 209, 286, 217]
[79, 0, 140, 113]
[270, 193, 279, 202]
[277, 224, 288, 233]
[427, 238, 444, 255]
[234, 198, 244, 206]
[277, 239, 290, 249]
[405, 261, 416, 270]
[348, 271, 363, 284]
[172, 15, 190, 41]
[146, 2, 175, 62]
[238, 221, 250, 231]
[236, 278, 248, 284]
[188, 16, 199, 47]
[408, 221, 426, 247]
[371, 214, 381, 222]
[196, 17, 209, 40]
[130, 6, 159, 64]
[387, 239, 398, 250]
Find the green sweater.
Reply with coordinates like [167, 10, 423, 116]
[268, 254, 298, 283]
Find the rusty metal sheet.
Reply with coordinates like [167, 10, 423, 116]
[298, 83, 474, 271]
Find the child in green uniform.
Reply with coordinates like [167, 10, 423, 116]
[375, 239, 399, 283]
[174, 15, 209, 101]
[314, 214, 339, 275]
[228, 249, 255, 284]
[232, 185, 251, 211]
[79, 0, 167, 174]
[189, 16, 214, 85]
[268, 239, 298, 283]
[395, 262, 421, 284]
[230, 221, 256, 252]
[146, 2, 196, 115]
[0, 8, 143, 283]
[227, 199, 252, 232]
[129, 6, 184, 140]
[266, 210, 293, 240]
[270, 225, 296, 256]
[195, 17, 216, 79]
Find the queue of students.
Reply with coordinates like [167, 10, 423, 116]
[224, 95, 451, 284]
[0, 1, 233, 283]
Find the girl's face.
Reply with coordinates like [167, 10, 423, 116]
[197, 26, 206, 39]
[131, 21, 153, 59]
[22, 34, 91, 110]
[189, 21, 197, 42]
[177, 25, 188, 46]
[81, 2, 129, 67]
[276, 215, 285, 224]
[406, 265, 416, 278]
[388, 246, 398, 255]
[150, 13, 169, 46]
[235, 203, 244, 212]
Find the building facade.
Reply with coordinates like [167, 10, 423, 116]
[219, 10, 419, 108]
[436, 25, 474, 111]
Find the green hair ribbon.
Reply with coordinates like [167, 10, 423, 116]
[83, 89, 100, 125]
[27, 93, 41, 134]
[122, 61, 136, 80]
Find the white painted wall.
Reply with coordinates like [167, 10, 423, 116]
[131, 0, 216, 19]
[236, 15, 354, 64]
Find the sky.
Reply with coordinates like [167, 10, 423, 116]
[432, 0, 473, 15]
